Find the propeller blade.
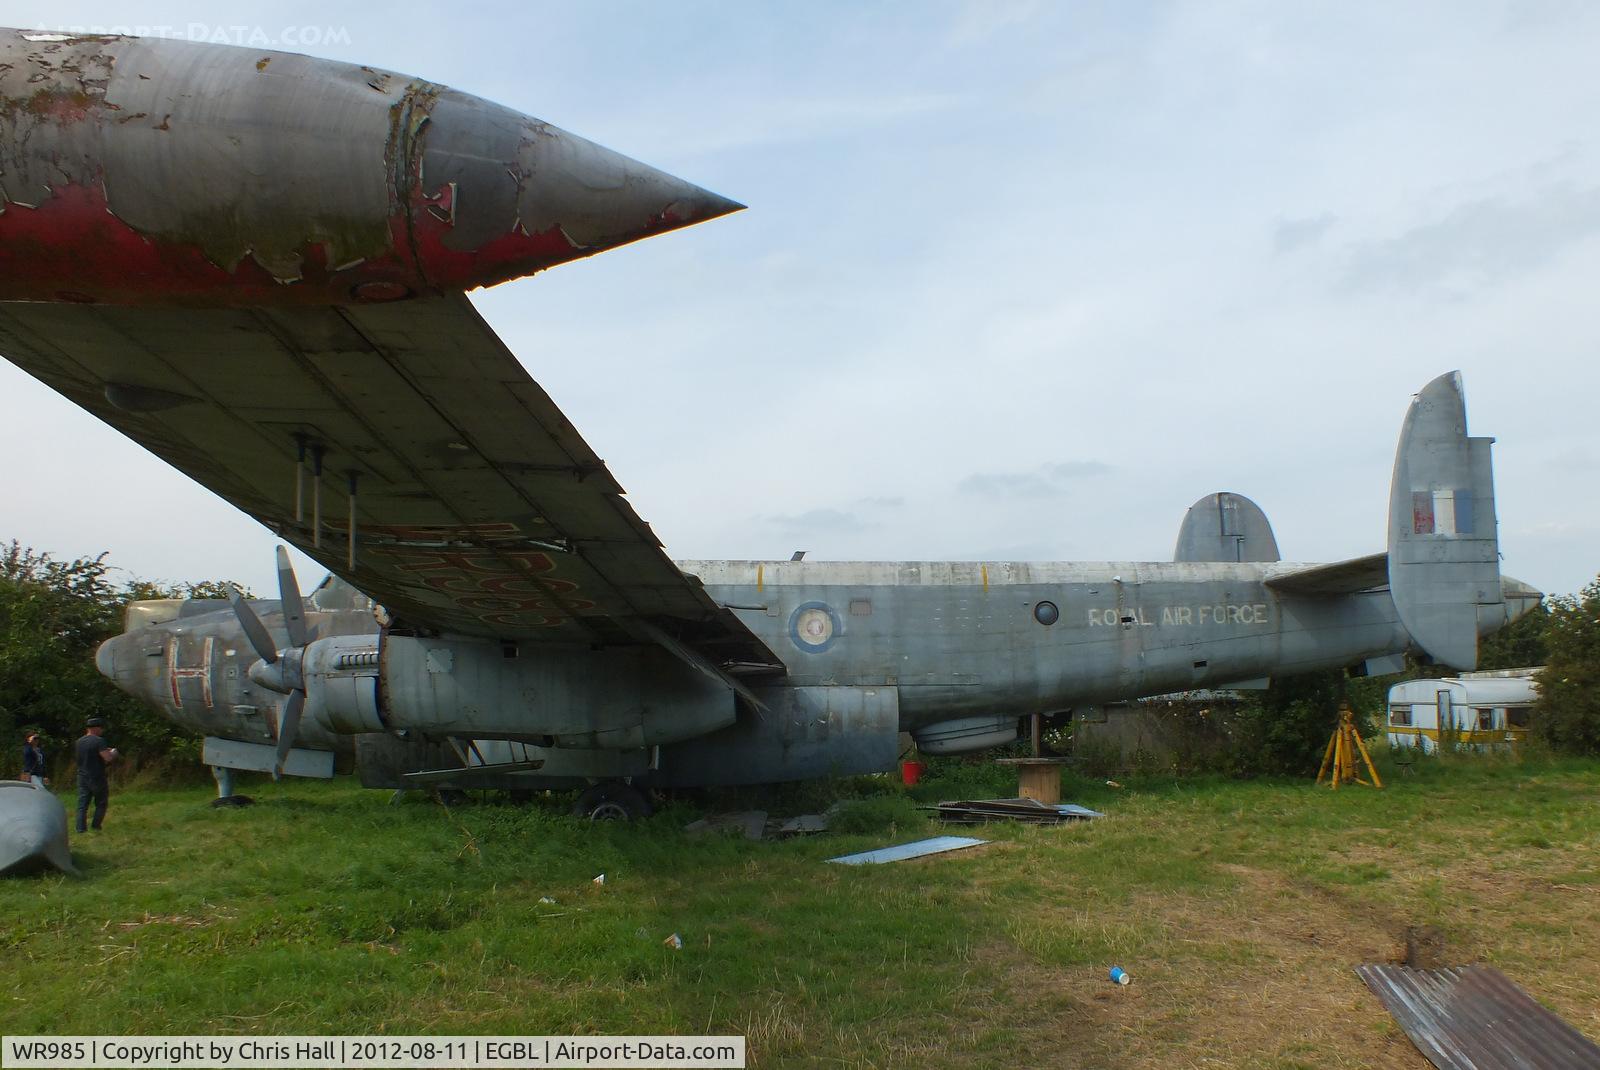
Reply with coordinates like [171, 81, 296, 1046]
[273, 689, 305, 780]
[276, 546, 308, 648]
[226, 585, 279, 664]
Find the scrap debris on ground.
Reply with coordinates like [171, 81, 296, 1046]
[1355, 963, 1600, 1069]
[685, 804, 844, 841]
[684, 810, 769, 841]
[684, 796, 1104, 840]
[929, 797, 1105, 825]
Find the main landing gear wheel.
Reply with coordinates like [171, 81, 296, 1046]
[572, 781, 654, 822]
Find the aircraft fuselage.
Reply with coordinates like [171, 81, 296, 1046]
[689, 560, 1412, 727]
[95, 556, 1538, 790]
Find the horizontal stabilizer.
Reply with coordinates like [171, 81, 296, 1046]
[1387, 371, 1502, 670]
[1265, 553, 1389, 596]
[1174, 492, 1281, 563]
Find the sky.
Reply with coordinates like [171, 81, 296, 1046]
[3, 1, 1598, 600]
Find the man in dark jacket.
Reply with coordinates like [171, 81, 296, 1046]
[74, 718, 119, 832]
[22, 732, 48, 787]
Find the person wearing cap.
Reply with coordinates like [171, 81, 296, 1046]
[21, 732, 48, 787]
[74, 718, 119, 833]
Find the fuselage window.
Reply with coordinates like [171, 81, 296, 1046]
[1034, 601, 1059, 626]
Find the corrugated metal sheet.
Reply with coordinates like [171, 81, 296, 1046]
[1355, 964, 1600, 1070]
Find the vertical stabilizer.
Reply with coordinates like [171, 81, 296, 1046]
[1174, 492, 1281, 563]
[1388, 372, 1502, 670]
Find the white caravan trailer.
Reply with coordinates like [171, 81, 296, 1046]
[1386, 669, 1540, 754]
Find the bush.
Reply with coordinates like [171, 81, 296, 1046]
[1535, 577, 1600, 756]
[1225, 669, 1376, 778]
[0, 540, 249, 778]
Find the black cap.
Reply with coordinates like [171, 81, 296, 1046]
[85, 717, 106, 729]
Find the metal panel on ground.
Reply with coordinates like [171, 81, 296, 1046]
[1355, 964, 1600, 1070]
[827, 836, 988, 865]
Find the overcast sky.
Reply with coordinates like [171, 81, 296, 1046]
[4, 1, 1598, 601]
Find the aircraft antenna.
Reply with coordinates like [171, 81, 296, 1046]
[293, 433, 307, 523]
[311, 444, 325, 548]
[347, 471, 359, 570]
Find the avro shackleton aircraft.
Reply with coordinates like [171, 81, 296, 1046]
[0, 30, 1539, 817]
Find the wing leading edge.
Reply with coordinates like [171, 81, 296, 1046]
[0, 296, 784, 673]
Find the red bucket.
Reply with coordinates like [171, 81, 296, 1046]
[900, 760, 926, 787]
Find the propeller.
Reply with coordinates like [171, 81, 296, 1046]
[228, 546, 312, 779]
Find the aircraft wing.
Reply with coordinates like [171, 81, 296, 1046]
[1264, 553, 1389, 596]
[0, 296, 784, 672]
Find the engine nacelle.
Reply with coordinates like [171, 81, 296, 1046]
[318, 636, 736, 749]
[303, 636, 385, 735]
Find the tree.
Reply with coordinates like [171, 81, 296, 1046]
[1479, 605, 1549, 671]
[1535, 578, 1600, 756]
[0, 541, 251, 776]
[0, 544, 128, 760]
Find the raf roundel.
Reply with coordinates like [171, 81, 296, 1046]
[789, 602, 841, 653]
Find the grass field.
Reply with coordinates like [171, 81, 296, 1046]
[3, 751, 1598, 1069]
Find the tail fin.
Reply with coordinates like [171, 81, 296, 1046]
[1388, 371, 1502, 670]
[1174, 492, 1281, 563]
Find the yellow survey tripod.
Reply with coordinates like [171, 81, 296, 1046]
[1316, 700, 1383, 789]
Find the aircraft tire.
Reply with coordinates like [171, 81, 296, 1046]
[573, 781, 653, 822]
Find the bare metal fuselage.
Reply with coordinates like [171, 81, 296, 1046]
[95, 556, 1537, 789]
[688, 560, 1413, 729]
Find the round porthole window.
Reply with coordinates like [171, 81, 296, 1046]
[1034, 600, 1059, 626]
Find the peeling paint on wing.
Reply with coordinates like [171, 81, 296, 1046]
[98, 38, 401, 278]
[0, 26, 742, 305]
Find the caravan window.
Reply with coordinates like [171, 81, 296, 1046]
[1507, 707, 1531, 729]
[1475, 708, 1494, 731]
[1390, 705, 1413, 727]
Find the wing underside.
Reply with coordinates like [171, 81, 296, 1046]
[0, 296, 782, 671]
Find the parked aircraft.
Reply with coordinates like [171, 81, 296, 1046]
[0, 29, 1539, 817]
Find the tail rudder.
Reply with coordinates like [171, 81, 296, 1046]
[1387, 371, 1502, 670]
